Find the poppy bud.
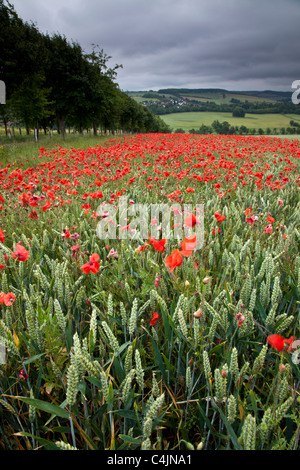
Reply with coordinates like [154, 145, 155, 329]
[188, 358, 194, 367]
[178, 375, 185, 386]
[203, 276, 210, 284]
[235, 312, 245, 326]
[193, 308, 203, 318]
[19, 369, 28, 380]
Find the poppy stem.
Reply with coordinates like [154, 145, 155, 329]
[68, 408, 76, 449]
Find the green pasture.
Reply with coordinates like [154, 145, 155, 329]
[179, 91, 276, 105]
[131, 95, 161, 104]
[0, 132, 121, 168]
[160, 111, 300, 132]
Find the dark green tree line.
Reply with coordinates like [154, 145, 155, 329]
[0, 1, 170, 138]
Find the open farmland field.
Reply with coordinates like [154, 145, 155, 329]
[180, 92, 277, 105]
[0, 133, 299, 451]
[160, 112, 300, 132]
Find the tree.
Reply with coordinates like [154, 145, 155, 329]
[211, 120, 222, 134]
[212, 120, 231, 135]
[43, 33, 91, 136]
[0, 2, 166, 137]
[239, 125, 249, 135]
[83, 45, 123, 135]
[10, 73, 53, 136]
[232, 106, 245, 117]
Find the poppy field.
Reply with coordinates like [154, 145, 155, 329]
[0, 132, 299, 450]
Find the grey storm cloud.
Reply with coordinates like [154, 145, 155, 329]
[10, 0, 300, 91]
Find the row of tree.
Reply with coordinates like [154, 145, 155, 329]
[146, 99, 300, 116]
[175, 120, 300, 135]
[0, 1, 170, 138]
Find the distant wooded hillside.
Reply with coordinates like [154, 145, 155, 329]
[127, 88, 297, 116]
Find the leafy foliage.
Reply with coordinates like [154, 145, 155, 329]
[0, 1, 170, 137]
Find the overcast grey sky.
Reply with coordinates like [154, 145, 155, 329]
[10, 0, 300, 92]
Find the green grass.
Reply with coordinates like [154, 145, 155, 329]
[0, 132, 122, 168]
[159, 111, 300, 132]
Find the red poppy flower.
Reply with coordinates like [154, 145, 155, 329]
[267, 334, 285, 351]
[3, 293, 15, 306]
[214, 212, 226, 222]
[184, 213, 199, 227]
[148, 237, 166, 253]
[80, 253, 100, 274]
[71, 245, 80, 256]
[41, 200, 52, 212]
[136, 244, 149, 253]
[180, 234, 197, 256]
[246, 215, 258, 225]
[0, 228, 4, 242]
[165, 249, 183, 273]
[29, 210, 38, 219]
[61, 228, 70, 238]
[150, 312, 159, 326]
[19, 369, 28, 380]
[267, 334, 296, 352]
[29, 195, 39, 207]
[264, 224, 273, 234]
[12, 243, 29, 262]
[107, 248, 118, 259]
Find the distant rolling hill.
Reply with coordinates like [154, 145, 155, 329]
[155, 88, 292, 103]
[126, 88, 299, 133]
